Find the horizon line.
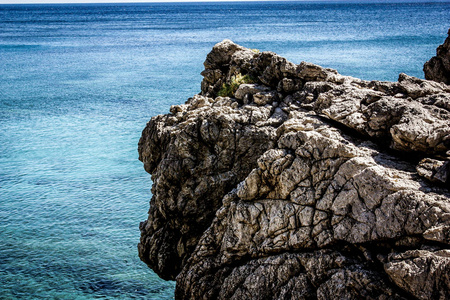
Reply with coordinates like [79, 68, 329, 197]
[1, 0, 449, 4]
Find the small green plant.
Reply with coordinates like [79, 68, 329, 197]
[251, 48, 260, 53]
[217, 73, 256, 97]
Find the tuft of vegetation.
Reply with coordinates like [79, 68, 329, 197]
[217, 73, 257, 97]
[251, 48, 260, 53]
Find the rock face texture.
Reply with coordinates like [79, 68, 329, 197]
[424, 29, 450, 84]
[139, 39, 450, 299]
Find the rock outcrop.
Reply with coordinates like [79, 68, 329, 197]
[139, 39, 450, 299]
[424, 29, 450, 84]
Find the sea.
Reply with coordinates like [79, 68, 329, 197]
[0, 1, 448, 299]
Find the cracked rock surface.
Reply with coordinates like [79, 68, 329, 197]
[138, 39, 450, 299]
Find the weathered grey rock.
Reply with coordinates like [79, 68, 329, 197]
[138, 94, 277, 279]
[424, 29, 450, 84]
[417, 158, 449, 184]
[139, 38, 450, 298]
[384, 250, 450, 300]
[234, 83, 271, 101]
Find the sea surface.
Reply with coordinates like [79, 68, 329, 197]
[0, 1, 449, 299]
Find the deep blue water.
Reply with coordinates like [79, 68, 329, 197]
[0, 1, 449, 299]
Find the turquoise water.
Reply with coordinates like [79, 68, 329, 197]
[0, 1, 449, 299]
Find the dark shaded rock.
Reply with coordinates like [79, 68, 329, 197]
[424, 29, 450, 84]
[138, 94, 278, 280]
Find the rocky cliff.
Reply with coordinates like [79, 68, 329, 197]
[424, 29, 450, 85]
[138, 38, 450, 299]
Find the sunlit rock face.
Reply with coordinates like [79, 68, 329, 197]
[139, 38, 450, 299]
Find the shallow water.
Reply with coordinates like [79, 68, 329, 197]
[0, 1, 449, 298]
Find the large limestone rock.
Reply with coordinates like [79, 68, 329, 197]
[424, 29, 450, 84]
[138, 39, 450, 299]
